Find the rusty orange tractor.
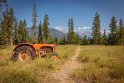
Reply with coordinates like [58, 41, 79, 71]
[11, 44, 58, 61]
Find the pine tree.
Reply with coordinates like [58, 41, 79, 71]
[43, 14, 49, 43]
[70, 18, 75, 44]
[62, 36, 66, 45]
[67, 18, 71, 44]
[22, 19, 28, 43]
[0, 6, 15, 45]
[18, 20, 28, 43]
[54, 36, 58, 44]
[0, 0, 6, 5]
[18, 20, 23, 43]
[81, 35, 88, 45]
[118, 19, 124, 45]
[75, 33, 81, 44]
[92, 12, 101, 45]
[10, 7, 15, 46]
[0, 0, 7, 30]
[32, 3, 37, 43]
[67, 18, 75, 44]
[103, 29, 107, 45]
[108, 16, 118, 45]
[38, 21, 43, 43]
[13, 19, 19, 44]
[14, 19, 29, 44]
[0, 21, 3, 45]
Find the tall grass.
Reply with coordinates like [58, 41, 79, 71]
[0, 45, 77, 83]
[0, 58, 58, 83]
[0, 45, 15, 61]
[0, 66, 37, 83]
[72, 46, 124, 83]
[56, 45, 78, 63]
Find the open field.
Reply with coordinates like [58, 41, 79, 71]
[0, 45, 78, 83]
[0, 45, 124, 83]
[72, 46, 124, 83]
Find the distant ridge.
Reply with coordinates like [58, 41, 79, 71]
[28, 27, 66, 39]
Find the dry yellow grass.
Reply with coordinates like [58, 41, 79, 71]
[72, 46, 124, 83]
[0, 45, 78, 83]
[0, 45, 123, 83]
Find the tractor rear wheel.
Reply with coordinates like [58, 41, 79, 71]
[12, 45, 36, 61]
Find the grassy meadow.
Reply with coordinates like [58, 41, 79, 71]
[0, 45, 78, 83]
[0, 45, 124, 83]
[72, 46, 124, 83]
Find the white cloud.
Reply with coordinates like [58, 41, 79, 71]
[78, 27, 91, 30]
[76, 26, 92, 36]
[55, 26, 63, 30]
[54, 26, 92, 36]
[54, 26, 68, 33]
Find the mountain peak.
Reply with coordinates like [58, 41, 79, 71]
[28, 27, 65, 39]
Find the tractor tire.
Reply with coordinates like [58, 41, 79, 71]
[11, 45, 36, 61]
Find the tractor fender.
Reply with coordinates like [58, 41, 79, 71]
[13, 43, 35, 52]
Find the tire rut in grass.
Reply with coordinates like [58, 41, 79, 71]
[52, 46, 82, 83]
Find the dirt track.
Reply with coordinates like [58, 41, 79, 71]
[52, 46, 82, 83]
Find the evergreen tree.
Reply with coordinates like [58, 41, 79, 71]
[88, 38, 94, 45]
[48, 36, 54, 44]
[13, 19, 19, 44]
[67, 18, 75, 44]
[0, 0, 7, 30]
[38, 21, 43, 43]
[10, 7, 15, 46]
[0, 21, 3, 45]
[43, 14, 49, 43]
[55, 36, 58, 44]
[18, 20, 23, 43]
[18, 20, 28, 43]
[62, 36, 66, 45]
[103, 29, 107, 45]
[22, 19, 28, 43]
[0, 0, 6, 5]
[108, 16, 118, 45]
[32, 3, 37, 43]
[0, 6, 15, 45]
[75, 33, 81, 44]
[92, 12, 101, 44]
[70, 18, 75, 44]
[67, 18, 71, 44]
[118, 19, 124, 45]
[81, 35, 88, 45]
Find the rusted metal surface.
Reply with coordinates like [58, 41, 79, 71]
[12, 43, 58, 61]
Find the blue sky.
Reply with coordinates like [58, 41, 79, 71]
[5, 0, 124, 33]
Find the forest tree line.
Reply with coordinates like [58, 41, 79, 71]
[0, 1, 124, 46]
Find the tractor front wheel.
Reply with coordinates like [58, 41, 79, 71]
[12, 45, 36, 61]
